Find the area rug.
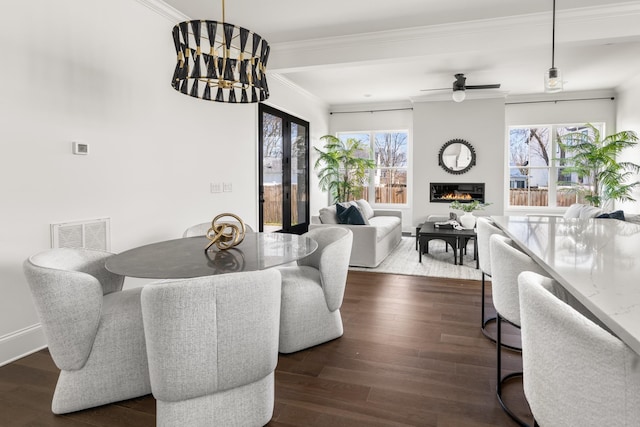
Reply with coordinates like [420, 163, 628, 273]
[349, 236, 482, 280]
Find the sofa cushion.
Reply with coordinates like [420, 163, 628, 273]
[563, 203, 603, 219]
[368, 216, 401, 242]
[355, 199, 375, 220]
[319, 206, 339, 224]
[336, 204, 367, 225]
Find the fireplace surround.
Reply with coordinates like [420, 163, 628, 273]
[430, 182, 485, 203]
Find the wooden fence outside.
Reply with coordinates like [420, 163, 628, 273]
[262, 184, 407, 225]
[509, 188, 582, 207]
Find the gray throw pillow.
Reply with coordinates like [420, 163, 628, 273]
[355, 199, 375, 220]
[319, 206, 339, 224]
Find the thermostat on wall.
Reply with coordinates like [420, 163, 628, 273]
[72, 142, 89, 155]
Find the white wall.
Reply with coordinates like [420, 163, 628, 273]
[328, 102, 414, 229]
[412, 98, 506, 228]
[615, 75, 640, 213]
[505, 90, 617, 215]
[0, 0, 328, 365]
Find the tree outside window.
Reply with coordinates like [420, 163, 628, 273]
[508, 123, 602, 208]
[337, 130, 409, 205]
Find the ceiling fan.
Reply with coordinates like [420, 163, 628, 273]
[421, 73, 501, 102]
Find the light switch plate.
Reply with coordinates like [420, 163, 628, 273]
[223, 182, 232, 192]
[210, 182, 222, 193]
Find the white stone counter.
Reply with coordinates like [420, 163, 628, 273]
[492, 215, 640, 355]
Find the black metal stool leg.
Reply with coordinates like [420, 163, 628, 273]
[496, 314, 530, 427]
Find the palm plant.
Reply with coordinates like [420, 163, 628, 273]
[314, 135, 375, 203]
[558, 123, 640, 208]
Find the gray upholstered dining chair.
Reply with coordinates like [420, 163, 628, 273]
[476, 217, 507, 341]
[518, 271, 640, 426]
[277, 227, 353, 354]
[489, 234, 549, 426]
[182, 221, 254, 237]
[23, 248, 151, 414]
[141, 269, 281, 427]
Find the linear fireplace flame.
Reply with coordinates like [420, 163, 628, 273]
[441, 192, 472, 200]
[430, 182, 485, 203]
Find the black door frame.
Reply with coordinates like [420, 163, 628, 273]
[258, 104, 310, 234]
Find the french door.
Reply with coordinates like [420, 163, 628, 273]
[258, 104, 309, 234]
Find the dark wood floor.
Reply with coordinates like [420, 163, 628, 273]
[0, 271, 531, 426]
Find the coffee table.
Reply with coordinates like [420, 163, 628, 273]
[418, 222, 478, 267]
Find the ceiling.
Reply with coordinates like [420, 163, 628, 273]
[161, 0, 640, 106]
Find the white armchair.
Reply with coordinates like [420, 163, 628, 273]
[278, 227, 353, 353]
[23, 248, 151, 414]
[141, 269, 281, 426]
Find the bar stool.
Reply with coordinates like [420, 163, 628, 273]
[490, 234, 548, 426]
[518, 271, 640, 426]
[476, 217, 509, 344]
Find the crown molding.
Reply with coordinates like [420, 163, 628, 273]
[270, 3, 640, 72]
[267, 73, 329, 109]
[134, 0, 187, 22]
[275, 3, 640, 51]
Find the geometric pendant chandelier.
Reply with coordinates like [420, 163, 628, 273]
[171, 0, 270, 103]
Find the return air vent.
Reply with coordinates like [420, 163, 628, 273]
[50, 218, 111, 251]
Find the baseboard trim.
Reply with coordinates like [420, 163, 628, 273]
[0, 324, 47, 367]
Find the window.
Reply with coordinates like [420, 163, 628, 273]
[336, 130, 408, 205]
[507, 123, 603, 208]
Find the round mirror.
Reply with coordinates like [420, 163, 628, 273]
[438, 139, 476, 174]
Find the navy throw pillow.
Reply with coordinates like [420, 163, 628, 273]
[336, 203, 366, 225]
[596, 210, 626, 221]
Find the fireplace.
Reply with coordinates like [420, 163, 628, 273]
[430, 182, 485, 203]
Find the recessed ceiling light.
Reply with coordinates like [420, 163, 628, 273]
[363, 94, 372, 97]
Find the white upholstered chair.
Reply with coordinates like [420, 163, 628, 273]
[518, 271, 640, 426]
[476, 217, 507, 341]
[141, 269, 281, 427]
[23, 248, 151, 414]
[182, 221, 254, 237]
[277, 227, 353, 354]
[489, 234, 549, 426]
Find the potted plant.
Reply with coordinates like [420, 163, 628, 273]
[449, 200, 491, 229]
[314, 135, 375, 203]
[558, 124, 640, 209]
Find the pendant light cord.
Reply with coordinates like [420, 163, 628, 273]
[551, 0, 556, 68]
[221, 0, 226, 22]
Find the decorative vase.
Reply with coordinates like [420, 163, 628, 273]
[460, 212, 476, 229]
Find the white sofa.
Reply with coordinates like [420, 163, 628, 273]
[309, 200, 402, 268]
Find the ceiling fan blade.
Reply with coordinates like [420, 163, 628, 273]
[419, 87, 450, 92]
[466, 84, 501, 89]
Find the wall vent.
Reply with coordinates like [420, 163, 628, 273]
[51, 218, 111, 251]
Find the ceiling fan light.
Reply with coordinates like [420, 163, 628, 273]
[545, 67, 563, 93]
[452, 90, 466, 103]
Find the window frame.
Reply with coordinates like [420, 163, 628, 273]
[505, 122, 605, 210]
[336, 129, 410, 207]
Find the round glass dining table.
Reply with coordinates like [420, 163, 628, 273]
[105, 233, 317, 279]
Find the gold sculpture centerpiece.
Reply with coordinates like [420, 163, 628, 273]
[204, 213, 246, 251]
